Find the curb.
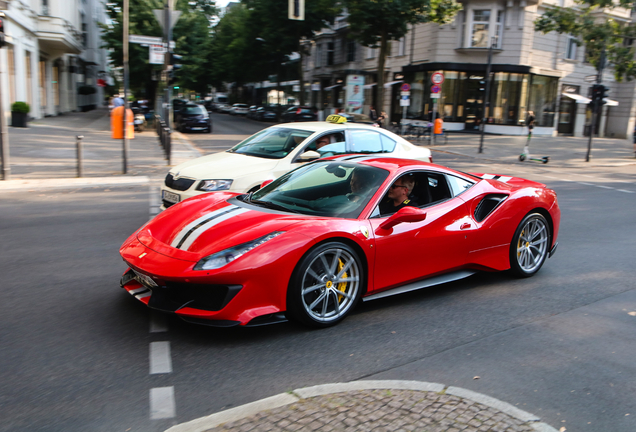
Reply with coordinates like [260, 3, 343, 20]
[0, 176, 150, 191]
[164, 380, 559, 432]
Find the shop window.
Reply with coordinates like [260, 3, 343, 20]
[528, 75, 558, 127]
[471, 10, 490, 47]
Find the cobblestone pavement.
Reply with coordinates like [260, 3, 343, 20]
[206, 389, 537, 432]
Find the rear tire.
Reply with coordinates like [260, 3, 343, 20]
[509, 213, 550, 277]
[287, 242, 363, 328]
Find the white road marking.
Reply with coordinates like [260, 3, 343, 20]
[149, 186, 161, 219]
[150, 311, 168, 333]
[150, 341, 173, 374]
[150, 387, 176, 419]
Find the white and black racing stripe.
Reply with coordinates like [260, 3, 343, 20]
[481, 174, 512, 183]
[170, 205, 250, 251]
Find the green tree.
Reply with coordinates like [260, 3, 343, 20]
[343, 0, 462, 112]
[534, 1, 636, 81]
[212, 0, 340, 104]
[100, 0, 163, 102]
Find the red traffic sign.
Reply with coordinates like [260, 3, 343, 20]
[401, 83, 411, 91]
[431, 85, 441, 93]
[431, 72, 445, 85]
[97, 78, 107, 87]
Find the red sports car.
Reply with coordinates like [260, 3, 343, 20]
[120, 157, 560, 328]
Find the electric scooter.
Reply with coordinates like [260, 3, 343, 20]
[519, 133, 549, 164]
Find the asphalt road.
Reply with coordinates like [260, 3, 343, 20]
[1, 114, 635, 432]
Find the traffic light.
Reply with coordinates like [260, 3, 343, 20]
[478, 80, 486, 92]
[0, 16, 6, 48]
[591, 84, 608, 105]
[168, 53, 182, 87]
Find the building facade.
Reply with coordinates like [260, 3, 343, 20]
[299, 0, 634, 138]
[1, 0, 110, 124]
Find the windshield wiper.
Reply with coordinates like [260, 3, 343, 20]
[251, 199, 300, 214]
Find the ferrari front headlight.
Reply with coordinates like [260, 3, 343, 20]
[196, 179, 233, 192]
[194, 232, 283, 270]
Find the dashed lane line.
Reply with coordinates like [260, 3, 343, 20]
[150, 341, 173, 374]
[150, 387, 176, 420]
[150, 311, 168, 333]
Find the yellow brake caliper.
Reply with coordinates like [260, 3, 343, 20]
[517, 228, 525, 259]
[337, 259, 348, 303]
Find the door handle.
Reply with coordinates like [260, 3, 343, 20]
[460, 223, 471, 230]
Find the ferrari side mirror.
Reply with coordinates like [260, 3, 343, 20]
[379, 206, 427, 230]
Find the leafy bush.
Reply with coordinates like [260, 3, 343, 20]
[11, 102, 30, 114]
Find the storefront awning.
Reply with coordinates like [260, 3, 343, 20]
[383, 80, 403, 88]
[603, 98, 619, 107]
[323, 84, 341, 91]
[561, 93, 591, 104]
[363, 83, 376, 89]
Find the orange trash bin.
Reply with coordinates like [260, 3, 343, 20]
[111, 106, 135, 139]
[434, 118, 443, 135]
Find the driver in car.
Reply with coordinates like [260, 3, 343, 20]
[379, 174, 418, 215]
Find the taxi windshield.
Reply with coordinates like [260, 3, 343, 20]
[229, 128, 314, 159]
[246, 161, 389, 218]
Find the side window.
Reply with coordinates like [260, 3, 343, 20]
[380, 134, 396, 152]
[446, 175, 475, 196]
[349, 130, 383, 153]
[406, 172, 452, 206]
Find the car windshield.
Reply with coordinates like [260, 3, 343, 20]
[228, 127, 314, 159]
[247, 161, 389, 218]
[183, 106, 205, 115]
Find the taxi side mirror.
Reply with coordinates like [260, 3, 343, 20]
[297, 150, 320, 162]
[379, 206, 427, 230]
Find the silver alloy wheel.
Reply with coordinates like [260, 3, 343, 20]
[516, 216, 549, 273]
[300, 247, 361, 324]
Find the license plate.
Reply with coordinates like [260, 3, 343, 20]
[162, 190, 180, 204]
[191, 127, 205, 130]
[134, 119, 143, 124]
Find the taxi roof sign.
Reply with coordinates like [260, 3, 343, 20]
[326, 114, 347, 124]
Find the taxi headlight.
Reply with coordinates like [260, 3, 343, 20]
[194, 232, 283, 270]
[196, 179, 233, 191]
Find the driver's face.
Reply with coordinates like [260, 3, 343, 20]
[316, 138, 330, 149]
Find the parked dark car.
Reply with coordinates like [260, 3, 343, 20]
[175, 104, 212, 133]
[282, 106, 317, 122]
[247, 105, 259, 119]
[256, 106, 278, 122]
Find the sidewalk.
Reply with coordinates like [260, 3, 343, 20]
[166, 381, 558, 432]
[0, 107, 200, 189]
[425, 132, 636, 169]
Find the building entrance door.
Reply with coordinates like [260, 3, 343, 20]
[464, 77, 484, 131]
[557, 98, 575, 135]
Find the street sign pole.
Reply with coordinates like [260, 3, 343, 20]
[122, 0, 129, 174]
[479, 38, 495, 154]
[0, 34, 10, 180]
[586, 46, 605, 162]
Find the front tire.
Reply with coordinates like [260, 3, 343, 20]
[287, 242, 363, 328]
[509, 213, 550, 277]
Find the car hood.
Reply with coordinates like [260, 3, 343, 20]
[136, 194, 309, 260]
[169, 151, 280, 181]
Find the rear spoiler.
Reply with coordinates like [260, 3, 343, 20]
[471, 173, 546, 188]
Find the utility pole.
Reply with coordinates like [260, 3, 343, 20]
[586, 47, 606, 163]
[0, 11, 10, 180]
[122, 0, 129, 174]
[478, 37, 495, 154]
[164, 0, 172, 127]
